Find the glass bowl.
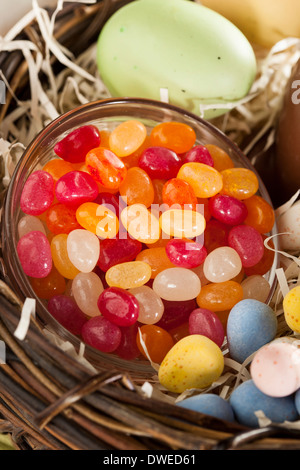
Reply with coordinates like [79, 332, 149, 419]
[1, 97, 279, 375]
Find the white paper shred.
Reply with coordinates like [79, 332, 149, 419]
[14, 298, 36, 341]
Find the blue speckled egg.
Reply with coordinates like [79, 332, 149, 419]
[229, 380, 298, 428]
[227, 299, 277, 363]
[177, 393, 235, 422]
[294, 388, 300, 414]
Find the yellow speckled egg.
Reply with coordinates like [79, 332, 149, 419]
[158, 334, 224, 393]
[283, 285, 300, 333]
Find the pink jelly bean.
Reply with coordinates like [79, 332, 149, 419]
[47, 295, 87, 335]
[97, 287, 139, 327]
[55, 170, 99, 206]
[188, 308, 225, 348]
[228, 225, 264, 268]
[165, 238, 207, 268]
[54, 125, 101, 163]
[208, 195, 248, 225]
[156, 299, 197, 330]
[17, 231, 52, 278]
[183, 145, 214, 167]
[97, 236, 142, 272]
[115, 323, 141, 360]
[139, 146, 182, 179]
[20, 170, 54, 216]
[81, 316, 122, 352]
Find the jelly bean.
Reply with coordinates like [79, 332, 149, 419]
[243, 195, 275, 234]
[97, 236, 142, 272]
[162, 178, 198, 211]
[158, 335, 224, 393]
[67, 229, 100, 273]
[165, 238, 207, 268]
[81, 316, 122, 352]
[121, 135, 152, 169]
[43, 159, 74, 183]
[156, 298, 197, 330]
[160, 209, 206, 239]
[139, 146, 182, 179]
[190, 264, 210, 287]
[72, 272, 104, 317]
[177, 162, 223, 198]
[177, 394, 234, 422]
[46, 203, 82, 235]
[136, 247, 175, 278]
[227, 299, 277, 363]
[150, 121, 196, 154]
[17, 231, 52, 278]
[105, 261, 152, 289]
[115, 323, 141, 360]
[204, 144, 234, 172]
[203, 246, 242, 283]
[221, 167, 259, 200]
[51, 233, 80, 279]
[241, 275, 270, 302]
[85, 147, 127, 189]
[20, 170, 54, 216]
[183, 145, 214, 167]
[196, 281, 243, 312]
[188, 308, 225, 348]
[244, 236, 275, 277]
[99, 130, 111, 148]
[228, 225, 264, 268]
[283, 285, 300, 333]
[76, 202, 119, 239]
[152, 179, 166, 205]
[197, 197, 212, 222]
[109, 120, 147, 157]
[120, 204, 161, 244]
[208, 194, 248, 226]
[98, 286, 139, 326]
[119, 166, 154, 207]
[229, 380, 298, 428]
[93, 191, 126, 216]
[54, 125, 101, 163]
[18, 214, 46, 238]
[204, 219, 230, 253]
[168, 322, 190, 343]
[129, 286, 164, 324]
[136, 324, 174, 363]
[48, 295, 87, 335]
[55, 171, 99, 207]
[30, 266, 66, 299]
[153, 267, 201, 301]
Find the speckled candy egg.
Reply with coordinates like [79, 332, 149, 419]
[158, 334, 224, 393]
[283, 285, 300, 333]
[276, 201, 300, 252]
[177, 393, 235, 422]
[227, 299, 277, 363]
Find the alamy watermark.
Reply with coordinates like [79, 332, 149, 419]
[291, 80, 300, 104]
[0, 340, 6, 364]
[0, 79, 5, 104]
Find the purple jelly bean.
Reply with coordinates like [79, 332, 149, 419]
[55, 170, 99, 206]
[139, 146, 182, 179]
[17, 230, 52, 278]
[81, 316, 122, 352]
[20, 170, 54, 216]
[48, 295, 87, 336]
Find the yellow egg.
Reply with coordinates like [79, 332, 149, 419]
[158, 335, 224, 393]
[283, 286, 300, 333]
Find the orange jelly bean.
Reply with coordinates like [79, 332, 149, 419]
[121, 135, 151, 169]
[243, 195, 275, 234]
[136, 324, 175, 363]
[221, 168, 259, 200]
[109, 120, 147, 157]
[99, 130, 111, 148]
[162, 178, 198, 211]
[204, 144, 234, 172]
[119, 167, 154, 207]
[177, 162, 223, 198]
[196, 280, 243, 312]
[46, 203, 82, 235]
[150, 121, 196, 154]
[43, 159, 74, 183]
[76, 202, 119, 239]
[51, 233, 80, 279]
[136, 247, 175, 278]
[85, 147, 127, 189]
[30, 266, 66, 299]
[151, 179, 166, 205]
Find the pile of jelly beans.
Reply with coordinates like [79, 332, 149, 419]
[17, 119, 276, 365]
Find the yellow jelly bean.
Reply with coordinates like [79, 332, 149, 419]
[51, 234, 80, 279]
[159, 209, 206, 239]
[221, 167, 259, 200]
[120, 203, 161, 244]
[158, 334, 224, 393]
[177, 162, 223, 198]
[105, 261, 152, 289]
[283, 285, 300, 333]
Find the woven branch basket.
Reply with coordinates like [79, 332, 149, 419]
[1, 0, 300, 451]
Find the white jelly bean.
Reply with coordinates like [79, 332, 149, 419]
[72, 272, 104, 317]
[203, 246, 242, 283]
[241, 274, 270, 302]
[153, 267, 201, 301]
[18, 214, 46, 238]
[67, 229, 100, 273]
[129, 286, 164, 324]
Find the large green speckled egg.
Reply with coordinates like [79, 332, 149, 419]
[97, 0, 257, 119]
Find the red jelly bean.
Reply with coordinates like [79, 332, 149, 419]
[97, 287, 139, 326]
[228, 225, 264, 268]
[156, 299, 197, 330]
[115, 323, 141, 360]
[204, 219, 230, 253]
[81, 316, 122, 352]
[139, 146, 182, 179]
[208, 194, 248, 226]
[93, 192, 126, 217]
[17, 231, 52, 278]
[20, 170, 54, 216]
[55, 170, 99, 207]
[97, 236, 142, 272]
[188, 308, 225, 348]
[46, 203, 82, 234]
[183, 145, 214, 167]
[162, 178, 198, 211]
[47, 295, 87, 335]
[54, 125, 101, 163]
[166, 238, 207, 268]
[85, 147, 127, 189]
